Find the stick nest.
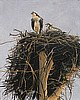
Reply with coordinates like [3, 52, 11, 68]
[3, 29, 80, 99]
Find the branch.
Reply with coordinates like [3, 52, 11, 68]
[47, 64, 78, 100]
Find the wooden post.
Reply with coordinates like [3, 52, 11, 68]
[39, 51, 53, 100]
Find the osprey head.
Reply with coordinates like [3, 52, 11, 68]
[31, 11, 37, 16]
[31, 11, 39, 17]
[45, 23, 52, 27]
[31, 11, 42, 19]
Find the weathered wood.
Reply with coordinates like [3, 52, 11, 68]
[47, 84, 65, 100]
[39, 51, 53, 100]
[39, 52, 78, 100]
[47, 64, 78, 100]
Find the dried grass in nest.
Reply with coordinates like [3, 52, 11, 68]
[3, 29, 80, 100]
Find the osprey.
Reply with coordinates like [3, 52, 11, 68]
[31, 11, 43, 34]
[45, 23, 62, 33]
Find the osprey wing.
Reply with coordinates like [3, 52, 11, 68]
[39, 18, 43, 33]
[31, 18, 35, 30]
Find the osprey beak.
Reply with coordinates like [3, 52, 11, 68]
[31, 12, 33, 14]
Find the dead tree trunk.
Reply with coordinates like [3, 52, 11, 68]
[39, 51, 53, 100]
[39, 51, 78, 100]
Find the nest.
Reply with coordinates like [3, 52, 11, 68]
[3, 29, 80, 100]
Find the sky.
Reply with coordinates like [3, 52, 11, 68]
[0, 0, 80, 100]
